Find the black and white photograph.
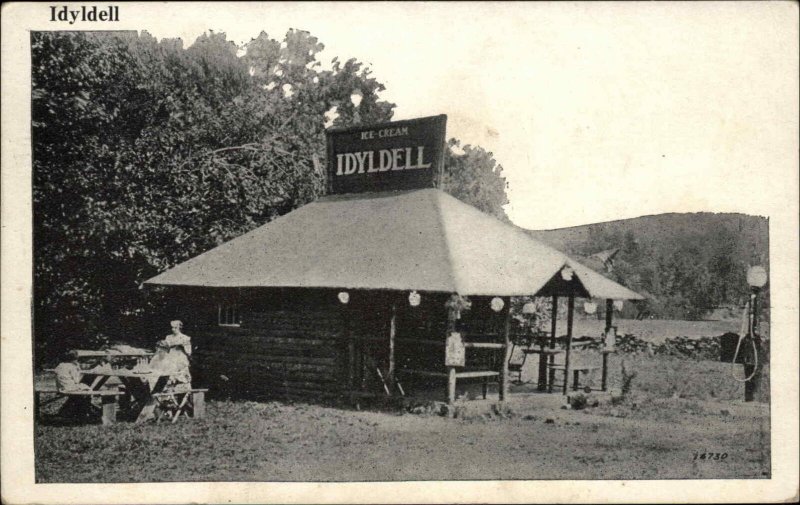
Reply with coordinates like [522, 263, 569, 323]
[1, 2, 798, 503]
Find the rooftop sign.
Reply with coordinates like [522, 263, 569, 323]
[325, 115, 447, 195]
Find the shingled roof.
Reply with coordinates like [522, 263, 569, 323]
[145, 188, 643, 299]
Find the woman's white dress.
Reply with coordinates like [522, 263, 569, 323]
[149, 332, 192, 391]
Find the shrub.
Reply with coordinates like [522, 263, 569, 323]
[570, 394, 588, 410]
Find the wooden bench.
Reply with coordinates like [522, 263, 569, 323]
[152, 388, 208, 423]
[507, 343, 529, 384]
[34, 387, 123, 425]
[547, 364, 602, 393]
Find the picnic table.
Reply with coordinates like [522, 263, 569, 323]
[72, 349, 154, 367]
[37, 347, 207, 425]
[80, 369, 172, 423]
[522, 337, 612, 392]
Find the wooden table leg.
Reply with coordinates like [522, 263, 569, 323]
[89, 375, 109, 390]
[101, 395, 118, 425]
[123, 375, 169, 423]
[136, 398, 158, 423]
[193, 391, 206, 419]
[572, 370, 580, 391]
[601, 353, 609, 391]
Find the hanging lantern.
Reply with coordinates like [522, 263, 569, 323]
[522, 302, 537, 315]
[490, 297, 505, 312]
[560, 266, 574, 281]
[613, 300, 624, 311]
[584, 302, 597, 314]
[337, 291, 350, 304]
[408, 290, 421, 307]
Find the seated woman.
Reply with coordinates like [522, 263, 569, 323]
[53, 351, 94, 421]
[54, 351, 91, 393]
[149, 320, 192, 392]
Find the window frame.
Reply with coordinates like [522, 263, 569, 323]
[217, 302, 241, 327]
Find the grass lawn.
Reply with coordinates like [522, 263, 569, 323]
[35, 353, 770, 482]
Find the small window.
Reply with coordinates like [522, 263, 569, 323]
[218, 303, 241, 327]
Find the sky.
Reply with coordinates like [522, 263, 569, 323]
[132, 3, 797, 229]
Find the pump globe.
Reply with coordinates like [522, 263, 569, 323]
[746, 266, 768, 288]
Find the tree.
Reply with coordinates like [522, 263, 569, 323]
[440, 139, 510, 221]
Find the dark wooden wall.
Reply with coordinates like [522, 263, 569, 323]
[164, 287, 505, 402]
[173, 287, 347, 401]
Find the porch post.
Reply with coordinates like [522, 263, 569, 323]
[446, 294, 458, 409]
[602, 298, 613, 391]
[388, 302, 396, 392]
[499, 296, 511, 401]
[447, 366, 457, 409]
[562, 292, 575, 395]
[548, 295, 558, 393]
[343, 299, 355, 396]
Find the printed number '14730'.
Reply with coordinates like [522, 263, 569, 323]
[693, 452, 728, 461]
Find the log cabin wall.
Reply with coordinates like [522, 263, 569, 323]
[172, 287, 348, 401]
[165, 287, 488, 402]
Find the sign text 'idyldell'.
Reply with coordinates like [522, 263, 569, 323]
[325, 115, 447, 195]
[336, 147, 432, 175]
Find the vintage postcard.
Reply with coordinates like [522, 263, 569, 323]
[2, 2, 798, 504]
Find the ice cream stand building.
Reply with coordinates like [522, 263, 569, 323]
[145, 115, 642, 408]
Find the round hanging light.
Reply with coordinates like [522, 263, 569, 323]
[337, 291, 350, 304]
[613, 300, 624, 311]
[560, 266, 574, 281]
[490, 297, 505, 312]
[584, 302, 597, 314]
[746, 265, 768, 288]
[408, 290, 421, 307]
[522, 302, 537, 315]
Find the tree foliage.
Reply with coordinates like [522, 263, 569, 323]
[441, 139, 509, 221]
[570, 223, 760, 320]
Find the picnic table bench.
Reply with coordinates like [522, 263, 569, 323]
[547, 364, 602, 393]
[34, 384, 123, 425]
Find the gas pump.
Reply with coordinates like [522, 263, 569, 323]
[720, 266, 767, 402]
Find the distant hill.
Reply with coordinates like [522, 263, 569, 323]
[523, 213, 769, 320]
